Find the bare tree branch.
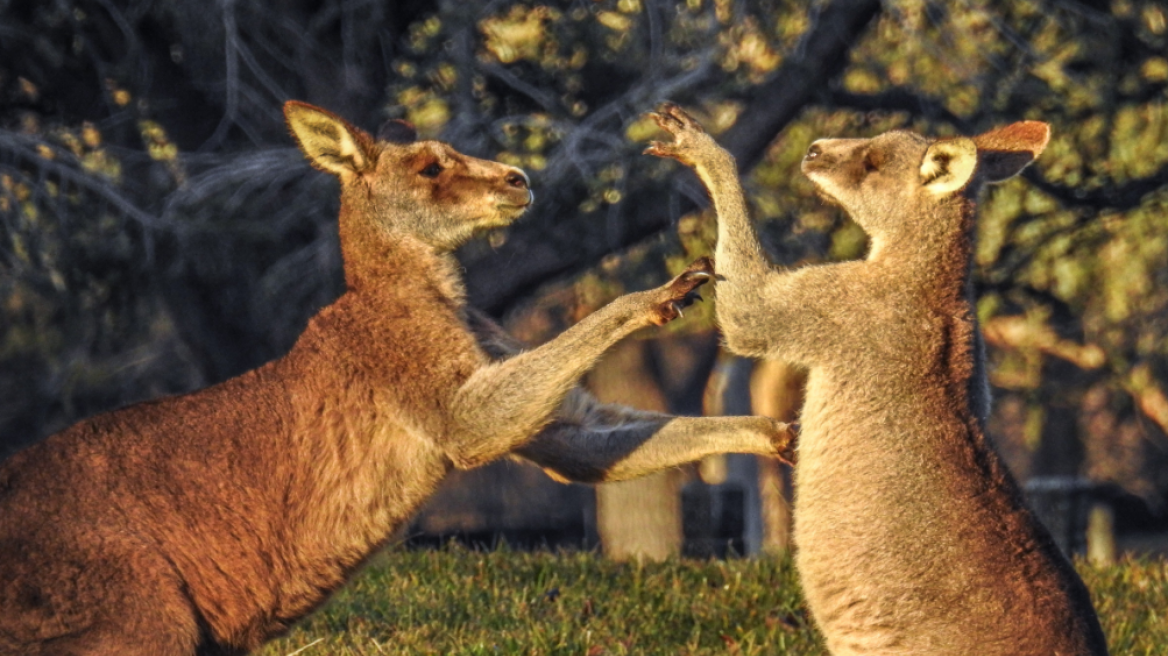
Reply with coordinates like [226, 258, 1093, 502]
[476, 62, 559, 112]
[827, 88, 972, 131]
[717, 0, 883, 166]
[1024, 166, 1168, 212]
[464, 0, 884, 315]
[0, 132, 165, 231]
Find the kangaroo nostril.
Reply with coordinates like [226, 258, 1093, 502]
[805, 144, 823, 160]
[505, 170, 529, 189]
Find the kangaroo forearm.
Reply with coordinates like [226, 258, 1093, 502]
[723, 257, 865, 363]
[701, 164, 771, 280]
[645, 104, 769, 282]
[467, 311, 672, 429]
[715, 273, 807, 361]
[447, 296, 648, 467]
[518, 416, 783, 483]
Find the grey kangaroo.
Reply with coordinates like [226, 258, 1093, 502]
[647, 103, 1108, 656]
[0, 101, 795, 656]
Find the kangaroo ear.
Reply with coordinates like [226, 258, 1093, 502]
[284, 101, 375, 177]
[377, 119, 417, 144]
[972, 121, 1050, 183]
[920, 136, 978, 196]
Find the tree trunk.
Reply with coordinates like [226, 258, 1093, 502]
[589, 338, 683, 561]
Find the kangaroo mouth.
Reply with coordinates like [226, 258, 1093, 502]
[811, 187, 842, 208]
[803, 178, 841, 209]
[517, 189, 535, 207]
[499, 189, 535, 211]
[491, 200, 532, 226]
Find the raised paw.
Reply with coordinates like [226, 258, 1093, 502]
[771, 421, 798, 466]
[648, 256, 715, 326]
[643, 102, 719, 167]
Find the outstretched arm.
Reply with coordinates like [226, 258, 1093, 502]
[516, 409, 795, 483]
[645, 104, 772, 292]
[645, 103, 820, 362]
[464, 308, 796, 480]
[443, 259, 712, 469]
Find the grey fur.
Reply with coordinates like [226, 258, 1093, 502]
[647, 103, 1108, 656]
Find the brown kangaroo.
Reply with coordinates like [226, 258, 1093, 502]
[647, 104, 1108, 655]
[0, 101, 795, 656]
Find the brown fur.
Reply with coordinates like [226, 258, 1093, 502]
[0, 101, 795, 656]
[647, 104, 1108, 656]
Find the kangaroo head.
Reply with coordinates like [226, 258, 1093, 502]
[284, 101, 532, 252]
[801, 122, 1050, 243]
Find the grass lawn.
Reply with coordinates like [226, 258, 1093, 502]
[260, 547, 1167, 655]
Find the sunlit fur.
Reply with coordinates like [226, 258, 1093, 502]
[647, 103, 1107, 656]
[354, 140, 534, 251]
[0, 101, 794, 656]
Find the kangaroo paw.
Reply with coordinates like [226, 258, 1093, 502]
[643, 103, 717, 166]
[771, 420, 799, 466]
[648, 257, 714, 326]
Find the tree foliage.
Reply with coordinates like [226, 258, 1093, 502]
[2, 0, 1167, 508]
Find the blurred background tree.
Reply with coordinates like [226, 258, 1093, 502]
[2, 0, 1167, 556]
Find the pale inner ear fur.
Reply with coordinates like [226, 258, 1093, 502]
[920, 137, 978, 195]
[285, 101, 372, 178]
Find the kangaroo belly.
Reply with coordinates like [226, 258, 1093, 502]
[792, 391, 1101, 656]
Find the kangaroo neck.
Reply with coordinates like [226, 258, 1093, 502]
[337, 208, 467, 309]
[867, 196, 977, 304]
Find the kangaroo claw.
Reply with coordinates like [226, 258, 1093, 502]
[649, 257, 716, 325]
[774, 422, 799, 465]
[644, 141, 673, 158]
[643, 104, 717, 167]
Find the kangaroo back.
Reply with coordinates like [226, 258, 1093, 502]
[0, 101, 793, 656]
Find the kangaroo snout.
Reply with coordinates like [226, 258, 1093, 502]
[801, 139, 853, 172]
[801, 140, 840, 176]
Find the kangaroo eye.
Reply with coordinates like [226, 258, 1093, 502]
[863, 151, 883, 172]
[420, 162, 442, 178]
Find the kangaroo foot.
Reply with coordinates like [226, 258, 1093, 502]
[643, 103, 723, 168]
[648, 257, 714, 326]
